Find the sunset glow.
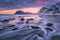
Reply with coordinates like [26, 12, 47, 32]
[0, 7, 41, 14]
[19, 7, 41, 13]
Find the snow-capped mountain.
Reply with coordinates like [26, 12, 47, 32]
[38, 2, 60, 15]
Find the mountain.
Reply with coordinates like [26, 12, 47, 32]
[15, 10, 33, 15]
[15, 10, 24, 14]
[38, 2, 60, 15]
[38, 2, 60, 24]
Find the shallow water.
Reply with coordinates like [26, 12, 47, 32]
[0, 15, 60, 40]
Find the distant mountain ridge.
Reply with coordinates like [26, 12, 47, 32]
[15, 10, 34, 15]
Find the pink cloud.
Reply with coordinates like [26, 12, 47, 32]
[35, 0, 49, 4]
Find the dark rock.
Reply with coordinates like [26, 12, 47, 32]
[20, 18, 24, 21]
[0, 19, 10, 23]
[26, 21, 29, 24]
[31, 25, 39, 29]
[26, 18, 33, 24]
[46, 27, 53, 31]
[12, 28, 18, 30]
[46, 23, 53, 26]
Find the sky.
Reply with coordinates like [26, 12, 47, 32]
[0, 0, 60, 14]
[0, 7, 41, 14]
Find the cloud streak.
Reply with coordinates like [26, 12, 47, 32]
[0, 0, 59, 10]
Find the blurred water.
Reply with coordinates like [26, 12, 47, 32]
[0, 14, 60, 40]
[0, 14, 44, 40]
